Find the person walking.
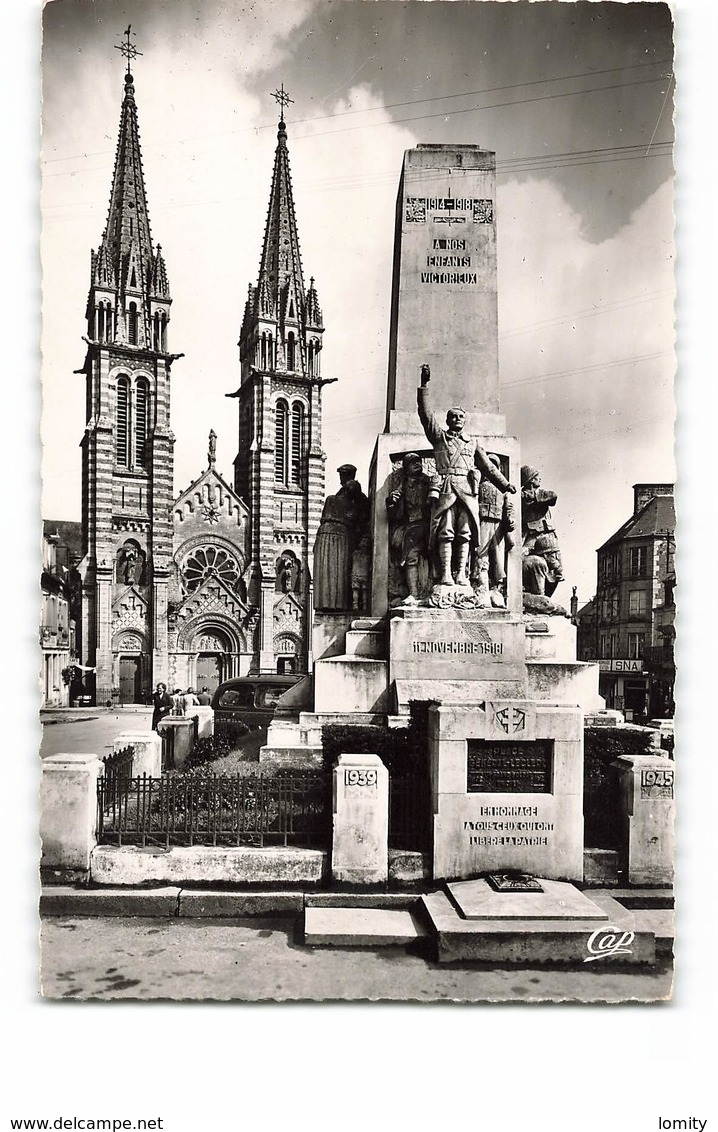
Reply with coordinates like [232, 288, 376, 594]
[181, 687, 200, 715]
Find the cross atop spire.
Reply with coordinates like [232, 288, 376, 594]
[271, 83, 294, 123]
[114, 24, 143, 75]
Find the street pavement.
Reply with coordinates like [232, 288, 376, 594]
[40, 914, 673, 1003]
[40, 708, 155, 759]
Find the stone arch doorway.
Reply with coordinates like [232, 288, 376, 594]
[274, 632, 302, 676]
[113, 631, 147, 704]
[194, 629, 233, 698]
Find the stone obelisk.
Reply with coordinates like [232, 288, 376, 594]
[370, 143, 518, 615]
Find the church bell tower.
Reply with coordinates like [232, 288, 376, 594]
[77, 28, 180, 703]
[230, 88, 333, 674]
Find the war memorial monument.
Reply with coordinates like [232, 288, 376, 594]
[254, 143, 669, 963]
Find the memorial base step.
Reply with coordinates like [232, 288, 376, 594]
[303, 906, 426, 947]
[419, 880, 656, 965]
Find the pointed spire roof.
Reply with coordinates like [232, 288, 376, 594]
[254, 107, 306, 324]
[89, 28, 170, 328]
[101, 65, 155, 296]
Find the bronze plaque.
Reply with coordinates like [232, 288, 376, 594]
[487, 873, 544, 893]
[467, 740, 553, 793]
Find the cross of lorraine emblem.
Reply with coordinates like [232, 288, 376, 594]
[494, 706, 526, 734]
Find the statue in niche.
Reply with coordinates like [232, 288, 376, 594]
[387, 452, 433, 604]
[416, 364, 516, 600]
[313, 464, 369, 611]
[117, 542, 145, 586]
[276, 553, 300, 594]
[472, 453, 516, 607]
[520, 465, 564, 581]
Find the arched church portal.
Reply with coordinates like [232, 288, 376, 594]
[113, 631, 148, 704]
[193, 628, 234, 696]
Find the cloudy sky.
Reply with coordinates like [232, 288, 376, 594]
[41, 0, 676, 602]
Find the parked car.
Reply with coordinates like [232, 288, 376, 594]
[211, 674, 300, 732]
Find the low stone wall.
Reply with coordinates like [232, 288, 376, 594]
[91, 845, 328, 886]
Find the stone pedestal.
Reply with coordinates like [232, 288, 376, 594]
[188, 706, 214, 739]
[40, 753, 103, 876]
[429, 702, 584, 881]
[113, 732, 162, 777]
[157, 717, 197, 770]
[332, 754, 389, 885]
[614, 754, 675, 885]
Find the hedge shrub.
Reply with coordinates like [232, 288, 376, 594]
[583, 725, 658, 849]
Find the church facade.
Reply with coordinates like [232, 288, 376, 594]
[76, 61, 329, 704]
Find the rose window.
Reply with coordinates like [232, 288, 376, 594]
[182, 546, 241, 592]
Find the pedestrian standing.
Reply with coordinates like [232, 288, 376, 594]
[151, 682, 172, 731]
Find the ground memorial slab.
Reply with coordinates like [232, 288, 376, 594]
[421, 887, 656, 965]
[446, 878, 608, 921]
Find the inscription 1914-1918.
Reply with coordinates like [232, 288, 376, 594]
[467, 740, 553, 794]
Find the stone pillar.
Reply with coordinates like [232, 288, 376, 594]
[157, 717, 197, 769]
[259, 581, 276, 672]
[95, 572, 114, 703]
[113, 732, 162, 777]
[152, 577, 170, 688]
[332, 754, 389, 885]
[40, 754, 103, 877]
[614, 754, 675, 885]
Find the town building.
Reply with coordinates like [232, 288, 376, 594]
[575, 483, 675, 720]
[75, 53, 328, 704]
[40, 522, 81, 707]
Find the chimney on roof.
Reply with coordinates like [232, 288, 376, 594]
[633, 483, 674, 516]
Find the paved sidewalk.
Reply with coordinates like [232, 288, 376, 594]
[40, 914, 673, 1003]
[40, 708, 155, 758]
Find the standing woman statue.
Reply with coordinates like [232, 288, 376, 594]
[313, 465, 368, 611]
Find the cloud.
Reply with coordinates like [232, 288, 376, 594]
[497, 175, 675, 596]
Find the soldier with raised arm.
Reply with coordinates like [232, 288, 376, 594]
[417, 364, 516, 592]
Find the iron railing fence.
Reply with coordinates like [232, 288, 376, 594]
[388, 771, 432, 852]
[97, 771, 331, 849]
[100, 744, 135, 813]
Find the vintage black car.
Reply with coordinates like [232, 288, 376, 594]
[210, 674, 300, 733]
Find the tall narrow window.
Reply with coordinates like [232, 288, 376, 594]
[135, 380, 149, 468]
[629, 546, 648, 578]
[286, 333, 296, 371]
[275, 399, 288, 483]
[128, 302, 138, 345]
[116, 377, 129, 466]
[290, 402, 303, 486]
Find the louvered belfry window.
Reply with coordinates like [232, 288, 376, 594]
[275, 399, 288, 483]
[135, 379, 149, 468]
[116, 377, 130, 466]
[290, 402, 303, 486]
